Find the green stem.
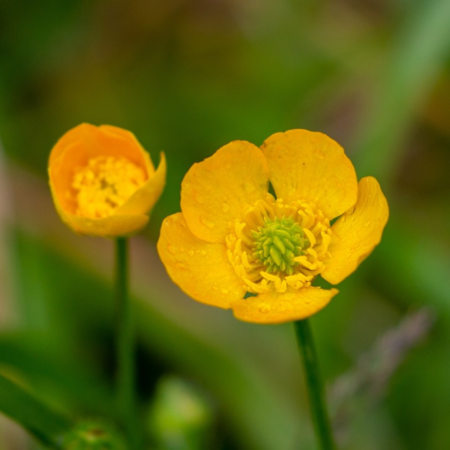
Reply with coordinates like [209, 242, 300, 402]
[294, 319, 336, 450]
[115, 237, 138, 449]
[0, 372, 72, 448]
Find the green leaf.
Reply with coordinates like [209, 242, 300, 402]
[0, 372, 72, 448]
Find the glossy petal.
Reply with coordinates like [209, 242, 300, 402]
[99, 125, 155, 174]
[157, 213, 246, 308]
[180, 140, 269, 243]
[261, 129, 358, 219]
[321, 177, 389, 285]
[55, 202, 149, 237]
[49, 124, 150, 172]
[231, 287, 338, 324]
[49, 124, 165, 237]
[115, 152, 166, 216]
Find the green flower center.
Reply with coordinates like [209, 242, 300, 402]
[252, 217, 309, 275]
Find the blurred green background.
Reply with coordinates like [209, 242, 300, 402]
[1, 0, 450, 449]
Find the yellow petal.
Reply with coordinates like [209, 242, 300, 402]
[260, 129, 358, 219]
[180, 140, 269, 243]
[50, 123, 150, 174]
[157, 213, 246, 308]
[49, 177, 150, 237]
[48, 124, 164, 237]
[99, 125, 155, 174]
[114, 152, 166, 216]
[55, 201, 149, 237]
[321, 177, 389, 285]
[49, 123, 89, 165]
[231, 287, 339, 324]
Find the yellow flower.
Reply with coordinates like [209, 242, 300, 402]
[49, 124, 166, 237]
[157, 130, 388, 324]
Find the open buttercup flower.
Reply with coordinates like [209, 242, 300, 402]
[158, 129, 388, 324]
[49, 124, 166, 237]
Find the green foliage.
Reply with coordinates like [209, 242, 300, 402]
[147, 377, 214, 450]
[1, 0, 450, 449]
[62, 421, 126, 450]
[0, 372, 72, 447]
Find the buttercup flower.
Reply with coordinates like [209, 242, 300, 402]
[158, 130, 388, 324]
[49, 124, 166, 237]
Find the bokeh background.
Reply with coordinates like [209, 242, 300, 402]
[1, 0, 450, 449]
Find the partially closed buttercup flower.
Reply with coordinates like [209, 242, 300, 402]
[49, 124, 166, 237]
[158, 129, 388, 324]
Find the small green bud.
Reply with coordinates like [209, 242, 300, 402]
[147, 376, 214, 450]
[62, 421, 126, 450]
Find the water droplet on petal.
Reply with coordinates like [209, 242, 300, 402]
[244, 182, 255, 193]
[168, 245, 177, 255]
[200, 250, 207, 256]
[258, 302, 271, 313]
[188, 250, 194, 256]
[221, 289, 229, 295]
[200, 217, 215, 229]
[315, 150, 324, 159]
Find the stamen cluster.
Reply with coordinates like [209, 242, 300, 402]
[252, 217, 308, 275]
[226, 195, 332, 294]
[72, 156, 146, 219]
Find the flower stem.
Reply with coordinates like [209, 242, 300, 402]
[115, 237, 138, 449]
[294, 319, 336, 450]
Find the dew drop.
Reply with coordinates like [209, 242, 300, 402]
[244, 182, 255, 193]
[222, 203, 230, 213]
[314, 150, 324, 159]
[258, 302, 271, 313]
[200, 217, 215, 229]
[188, 250, 195, 257]
[200, 250, 207, 256]
[168, 245, 177, 255]
[221, 289, 229, 295]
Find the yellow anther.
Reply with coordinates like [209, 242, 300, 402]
[72, 156, 146, 219]
[225, 196, 332, 295]
[260, 271, 279, 282]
